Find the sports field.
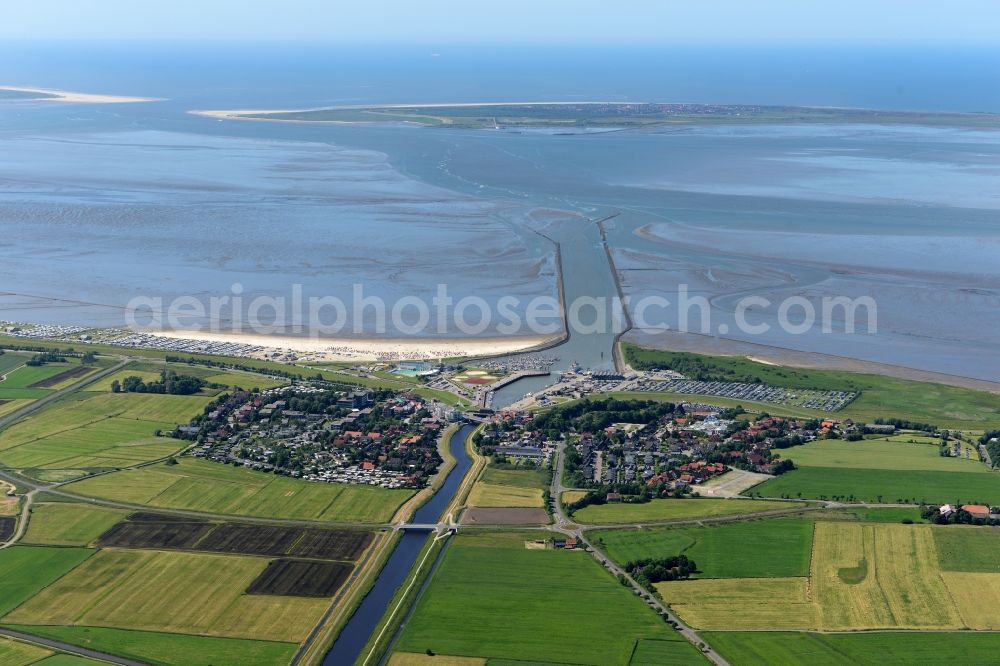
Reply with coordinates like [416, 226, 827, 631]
[595, 518, 814, 578]
[6, 549, 329, 642]
[703, 631, 1000, 665]
[2, 625, 297, 666]
[64, 457, 413, 523]
[658, 522, 1000, 631]
[572, 498, 800, 524]
[23, 503, 129, 546]
[396, 531, 701, 665]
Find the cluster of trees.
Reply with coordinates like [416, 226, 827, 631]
[870, 417, 938, 434]
[626, 555, 697, 587]
[980, 430, 1000, 468]
[567, 490, 610, 512]
[771, 458, 796, 475]
[26, 352, 65, 366]
[111, 370, 206, 395]
[533, 398, 677, 438]
[625, 349, 756, 382]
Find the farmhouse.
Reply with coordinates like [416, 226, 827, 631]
[961, 504, 991, 520]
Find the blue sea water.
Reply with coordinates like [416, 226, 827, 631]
[1, 42, 999, 380]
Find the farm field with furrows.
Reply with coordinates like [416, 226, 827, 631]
[62, 457, 414, 523]
[0, 494, 380, 665]
[657, 521, 1000, 631]
[0, 392, 207, 474]
[0, 546, 96, 616]
[22, 503, 130, 546]
[4, 549, 332, 642]
[91, 514, 374, 561]
[703, 631, 1000, 665]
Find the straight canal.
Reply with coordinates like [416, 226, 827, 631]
[321, 422, 476, 665]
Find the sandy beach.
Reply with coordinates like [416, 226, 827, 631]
[0, 86, 161, 104]
[150, 329, 558, 362]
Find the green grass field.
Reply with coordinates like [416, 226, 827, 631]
[63, 457, 413, 523]
[813, 506, 925, 523]
[1, 365, 71, 389]
[934, 526, 1000, 572]
[623, 345, 1000, 429]
[594, 519, 814, 578]
[397, 532, 696, 665]
[0, 357, 106, 393]
[773, 438, 988, 473]
[0, 392, 208, 473]
[2, 625, 297, 666]
[703, 631, 1000, 665]
[572, 498, 800, 525]
[0, 388, 50, 400]
[751, 466, 1000, 504]
[469, 465, 549, 508]
[629, 639, 707, 665]
[480, 466, 549, 489]
[23, 503, 128, 546]
[467, 482, 544, 508]
[6, 549, 328, 643]
[0, 352, 31, 375]
[0, 546, 94, 616]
